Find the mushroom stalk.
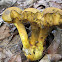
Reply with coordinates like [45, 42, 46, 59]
[30, 23, 40, 45]
[14, 18, 30, 48]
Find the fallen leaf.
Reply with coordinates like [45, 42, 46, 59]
[0, 24, 11, 41]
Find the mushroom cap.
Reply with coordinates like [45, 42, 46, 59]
[41, 7, 62, 26]
[2, 7, 22, 23]
[23, 8, 42, 23]
[42, 7, 62, 16]
[23, 8, 40, 13]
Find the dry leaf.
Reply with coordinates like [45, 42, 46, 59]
[39, 54, 62, 62]
[0, 24, 11, 40]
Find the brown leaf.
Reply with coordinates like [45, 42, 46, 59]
[0, 24, 11, 41]
[39, 54, 62, 62]
[8, 54, 22, 62]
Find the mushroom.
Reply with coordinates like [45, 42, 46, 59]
[2, 7, 30, 49]
[2, 7, 62, 61]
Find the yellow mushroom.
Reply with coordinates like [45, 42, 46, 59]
[2, 7, 62, 61]
[40, 7, 62, 27]
[2, 7, 30, 49]
[22, 8, 44, 60]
